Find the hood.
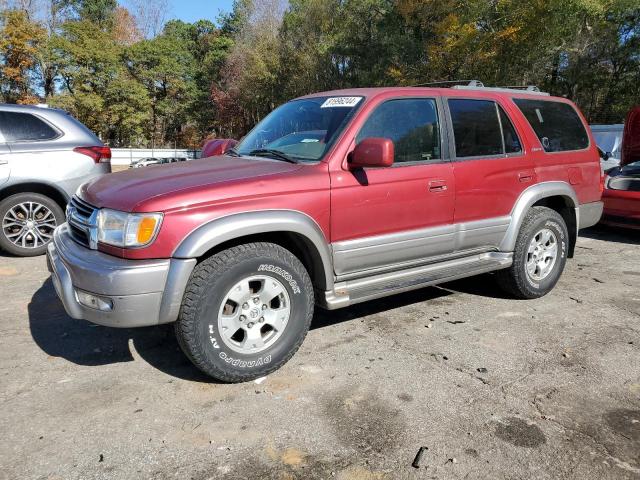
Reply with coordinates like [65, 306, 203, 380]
[80, 156, 302, 212]
[621, 106, 640, 167]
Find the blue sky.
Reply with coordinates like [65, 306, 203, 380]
[163, 0, 235, 24]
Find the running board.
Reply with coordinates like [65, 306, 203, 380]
[320, 252, 513, 310]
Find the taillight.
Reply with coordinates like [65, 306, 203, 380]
[74, 146, 111, 164]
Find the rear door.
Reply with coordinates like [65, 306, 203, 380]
[0, 111, 63, 183]
[444, 97, 533, 250]
[0, 110, 73, 190]
[330, 96, 456, 277]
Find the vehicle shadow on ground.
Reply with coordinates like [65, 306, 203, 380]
[28, 278, 214, 382]
[28, 278, 454, 383]
[312, 287, 454, 330]
[579, 225, 640, 246]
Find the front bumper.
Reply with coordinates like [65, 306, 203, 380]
[47, 224, 195, 328]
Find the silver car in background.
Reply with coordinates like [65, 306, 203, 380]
[591, 124, 624, 171]
[0, 104, 110, 256]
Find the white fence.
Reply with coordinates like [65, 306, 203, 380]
[111, 148, 201, 166]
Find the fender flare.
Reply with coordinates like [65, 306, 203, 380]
[0, 180, 70, 206]
[499, 181, 578, 252]
[173, 210, 334, 290]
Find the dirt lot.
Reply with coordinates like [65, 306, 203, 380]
[0, 226, 638, 480]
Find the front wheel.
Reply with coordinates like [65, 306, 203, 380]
[175, 242, 314, 382]
[497, 206, 569, 299]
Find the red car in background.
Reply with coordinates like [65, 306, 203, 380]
[201, 138, 238, 157]
[602, 106, 640, 229]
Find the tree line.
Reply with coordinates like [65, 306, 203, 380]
[1, 0, 638, 149]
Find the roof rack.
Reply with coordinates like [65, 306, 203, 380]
[497, 85, 541, 92]
[412, 80, 485, 88]
[410, 80, 548, 95]
[452, 84, 549, 96]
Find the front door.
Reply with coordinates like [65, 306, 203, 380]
[330, 97, 455, 277]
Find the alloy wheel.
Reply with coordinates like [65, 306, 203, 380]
[526, 228, 558, 281]
[2, 201, 57, 250]
[217, 275, 291, 354]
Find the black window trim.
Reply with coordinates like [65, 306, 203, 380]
[0, 110, 63, 144]
[444, 96, 525, 162]
[511, 97, 591, 154]
[496, 102, 524, 158]
[352, 95, 451, 168]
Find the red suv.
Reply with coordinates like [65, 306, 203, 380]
[48, 84, 603, 382]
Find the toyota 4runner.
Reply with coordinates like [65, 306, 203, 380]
[47, 84, 603, 382]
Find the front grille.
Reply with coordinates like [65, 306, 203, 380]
[66, 196, 98, 247]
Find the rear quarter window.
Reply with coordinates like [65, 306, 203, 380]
[0, 111, 59, 142]
[513, 99, 589, 152]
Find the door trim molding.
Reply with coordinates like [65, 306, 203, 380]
[332, 215, 510, 276]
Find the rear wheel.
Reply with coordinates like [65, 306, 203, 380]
[497, 206, 569, 299]
[0, 193, 64, 257]
[175, 242, 314, 382]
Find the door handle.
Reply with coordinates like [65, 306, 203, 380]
[428, 180, 448, 192]
[518, 173, 534, 183]
[0, 159, 7, 165]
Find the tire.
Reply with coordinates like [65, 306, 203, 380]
[0, 193, 65, 257]
[496, 206, 569, 299]
[175, 242, 314, 383]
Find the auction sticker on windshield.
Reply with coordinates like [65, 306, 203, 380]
[321, 97, 362, 108]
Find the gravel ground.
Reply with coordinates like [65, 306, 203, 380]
[0, 226, 638, 480]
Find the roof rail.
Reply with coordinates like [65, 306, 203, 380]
[409, 80, 549, 95]
[497, 85, 541, 92]
[452, 85, 549, 96]
[412, 80, 485, 88]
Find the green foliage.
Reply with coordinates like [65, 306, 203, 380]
[71, 0, 118, 26]
[0, 10, 46, 104]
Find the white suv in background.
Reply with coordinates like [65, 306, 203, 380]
[0, 104, 110, 256]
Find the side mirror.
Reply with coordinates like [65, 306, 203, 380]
[349, 138, 394, 169]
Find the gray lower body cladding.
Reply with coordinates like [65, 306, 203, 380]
[320, 251, 513, 310]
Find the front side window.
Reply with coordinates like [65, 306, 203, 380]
[448, 99, 504, 158]
[356, 98, 441, 163]
[0, 112, 59, 142]
[514, 99, 589, 152]
[236, 96, 363, 162]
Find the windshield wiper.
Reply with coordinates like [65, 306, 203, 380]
[248, 148, 298, 164]
[226, 147, 242, 157]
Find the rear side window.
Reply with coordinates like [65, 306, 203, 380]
[0, 111, 59, 142]
[448, 99, 504, 157]
[357, 98, 441, 163]
[514, 99, 588, 152]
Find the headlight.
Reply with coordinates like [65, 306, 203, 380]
[97, 209, 163, 248]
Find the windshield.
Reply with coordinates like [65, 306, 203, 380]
[236, 96, 364, 162]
